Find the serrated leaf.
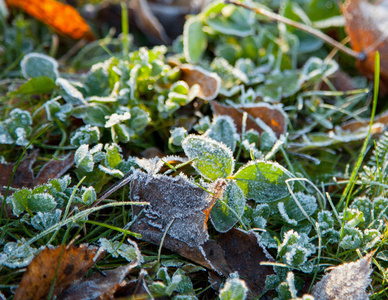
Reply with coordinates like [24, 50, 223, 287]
[20, 52, 59, 80]
[210, 180, 245, 232]
[9, 76, 56, 95]
[182, 135, 234, 181]
[183, 16, 207, 63]
[233, 160, 293, 203]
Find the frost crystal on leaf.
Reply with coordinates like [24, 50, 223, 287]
[20, 52, 59, 81]
[206, 115, 238, 152]
[130, 170, 224, 247]
[312, 252, 374, 300]
[219, 272, 248, 300]
[233, 160, 293, 203]
[182, 134, 234, 181]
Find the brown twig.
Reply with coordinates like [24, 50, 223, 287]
[226, 0, 365, 60]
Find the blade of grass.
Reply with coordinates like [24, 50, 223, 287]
[337, 51, 380, 255]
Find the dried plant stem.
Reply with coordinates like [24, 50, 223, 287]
[226, 0, 364, 60]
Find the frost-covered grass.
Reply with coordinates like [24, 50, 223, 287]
[1, 1, 388, 299]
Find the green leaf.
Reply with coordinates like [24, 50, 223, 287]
[205, 6, 253, 37]
[219, 273, 248, 300]
[72, 103, 112, 127]
[207, 115, 238, 152]
[233, 160, 293, 203]
[104, 143, 122, 169]
[20, 52, 59, 80]
[75, 144, 94, 172]
[9, 76, 56, 95]
[182, 135, 234, 181]
[210, 180, 245, 232]
[183, 16, 208, 63]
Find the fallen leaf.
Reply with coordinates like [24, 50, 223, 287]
[130, 170, 223, 248]
[111, 269, 153, 299]
[129, 169, 274, 295]
[211, 101, 287, 138]
[0, 151, 74, 197]
[340, 109, 388, 133]
[129, 0, 171, 44]
[130, 169, 229, 270]
[342, 0, 388, 90]
[6, 0, 95, 41]
[14, 244, 105, 300]
[212, 228, 275, 299]
[180, 65, 221, 101]
[312, 252, 374, 300]
[57, 260, 139, 300]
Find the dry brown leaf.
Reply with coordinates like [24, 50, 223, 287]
[342, 0, 388, 90]
[180, 65, 221, 101]
[312, 252, 374, 300]
[214, 229, 275, 299]
[129, 0, 171, 44]
[211, 101, 287, 138]
[111, 269, 153, 299]
[0, 151, 74, 197]
[340, 109, 388, 134]
[14, 244, 105, 300]
[6, 0, 95, 41]
[129, 170, 275, 293]
[57, 260, 139, 300]
[130, 170, 228, 271]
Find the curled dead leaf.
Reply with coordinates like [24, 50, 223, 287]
[6, 0, 95, 41]
[340, 109, 388, 134]
[312, 252, 374, 300]
[14, 244, 105, 300]
[57, 260, 139, 300]
[211, 101, 287, 138]
[180, 65, 221, 101]
[129, 170, 274, 296]
[129, 0, 171, 44]
[342, 0, 388, 90]
[0, 151, 74, 197]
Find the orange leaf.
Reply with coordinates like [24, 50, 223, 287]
[6, 0, 95, 41]
[14, 244, 105, 300]
[342, 0, 388, 90]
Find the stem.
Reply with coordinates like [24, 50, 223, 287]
[226, 0, 363, 60]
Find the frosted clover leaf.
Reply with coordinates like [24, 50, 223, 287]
[31, 209, 62, 231]
[9, 188, 57, 217]
[169, 127, 188, 147]
[233, 160, 293, 203]
[99, 238, 143, 263]
[219, 272, 248, 300]
[0, 108, 32, 146]
[206, 115, 238, 152]
[339, 225, 363, 250]
[182, 135, 234, 181]
[278, 230, 315, 269]
[74, 144, 94, 172]
[70, 124, 100, 146]
[0, 239, 38, 268]
[20, 52, 59, 81]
